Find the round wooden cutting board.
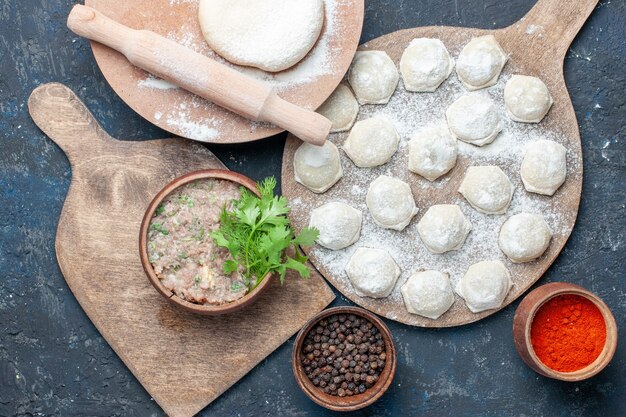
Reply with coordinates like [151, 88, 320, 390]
[282, 0, 597, 327]
[85, 0, 364, 143]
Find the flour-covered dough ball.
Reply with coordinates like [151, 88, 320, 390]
[346, 247, 400, 298]
[456, 261, 512, 313]
[317, 84, 359, 133]
[400, 38, 454, 92]
[408, 125, 458, 181]
[309, 202, 362, 250]
[498, 213, 552, 263]
[343, 117, 399, 167]
[417, 204, 472, 254]
[456, 35, 507, 91]
[459, 166, 514, 214]
[366, 175, 418, 231]
[446, 95, 502, 146]
[198, 0, 324, 72]
[348, 51, 399, 104]
[504, 75, 553, 123]
[521, 140, 567, 196]
[401, 270, 454, 319]
[294, 141, 342, 193]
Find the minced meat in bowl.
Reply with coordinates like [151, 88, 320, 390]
[146, 177, 248, 306]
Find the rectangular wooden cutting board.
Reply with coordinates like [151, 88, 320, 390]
[28, 83, 335, 417]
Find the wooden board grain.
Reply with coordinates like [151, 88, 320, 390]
[282, 0, 596, 327]
[28, 83, 335, 417]
[84, 0, 364, 143]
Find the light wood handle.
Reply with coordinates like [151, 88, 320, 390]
[66, 4, 330, 145]
[28, 83, 111, 161]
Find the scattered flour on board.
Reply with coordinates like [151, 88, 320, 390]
[135, 0, 344, 140]
[288, 51, 582, 322]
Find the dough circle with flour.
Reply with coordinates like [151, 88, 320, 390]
[401, 270, 454, 319]
[446, 95, 502, 146]
[456, 35, 507, 90]
[459, 166, 514, 214]
[346, 247, 401, 298]
[504, 75, 553, 123]
[521, 140, 567, 196]
[309, 202, 362, 250]
[400, 38, 454, 92]
[456, 261, 512, 313]
[198, 0, 324, 72]
[294, 141, 343, 193]
[317, 84, 360, 133]
[417, 204, 472, 254]
[498, 213, 552, 263]
[408, 125, 458, 181]
[366, 175, 418, 231]
[343, 117, 400, 167]
[348, 51, 399, 104]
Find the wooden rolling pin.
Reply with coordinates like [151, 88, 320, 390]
[66, 4, 330, 145]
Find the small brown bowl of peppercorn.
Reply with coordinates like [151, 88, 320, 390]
[292, 306, 396, 411]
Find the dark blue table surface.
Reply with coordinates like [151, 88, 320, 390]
[1, 1, 624, 416]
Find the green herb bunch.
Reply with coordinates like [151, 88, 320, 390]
[210, 177, 318, 290]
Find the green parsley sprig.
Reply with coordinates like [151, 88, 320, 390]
[210, 177, 318, 290]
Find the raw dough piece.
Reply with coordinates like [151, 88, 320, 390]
[309, 202, 362, 250]
[458, 166, 514, 214]
[408, 125, 458, 181]
[346, 248, 401, 298]
[294, 141, 342, 193]
[366, 175, 418, 231]
[446, 95, 502, 146]
[401, 270, 454, 319]
[317, 84, 360, 133]
[417, 204, 472, 254]
[498, 213, 552, 263]
[400, 38, 454, 92]
[456, 35, 507, 90]
[343, 117, 400, 167]
[348, 51, 399, 104]
[456, 261, 512, 313]
[198, 0, 324, 72]
[504, 75, 553, 123]
[521, 140, 567, 196]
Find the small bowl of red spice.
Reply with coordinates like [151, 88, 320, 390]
[292, 307, 396, 411]
[513, 282, 618, 381]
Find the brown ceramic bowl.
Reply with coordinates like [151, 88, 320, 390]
[292, 306, 396, 411]
[139, 169, 272, 315]
[513, 282, 618, 381]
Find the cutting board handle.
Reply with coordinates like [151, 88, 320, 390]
[504, 0, 599, 64]
[28, 83, 110, 162]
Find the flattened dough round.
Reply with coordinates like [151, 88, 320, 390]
[366, 175, 418, 231]
[343, 117, 400, 167]
[408, 125, 458, 181]
[417, 204, 472, 254]
[400, 38, 454, 92]
[498, 213, 552, 263]
[459, 166, 514, 214]
[317, 84, 360, 133]
[198, 0, 324, 72]
[521, 140, 567, 196]
[348, 51, 399, 104]
[455, 261, 512, 313]
[401, 270, 454, 319]
[504, 75, 553, 123]
[456, 35, 507, 90]
[309, 202, 362, 250]
[294, 141, 342, 193]
[446, 95, 502, 146]
[346, 247, 401, 298]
